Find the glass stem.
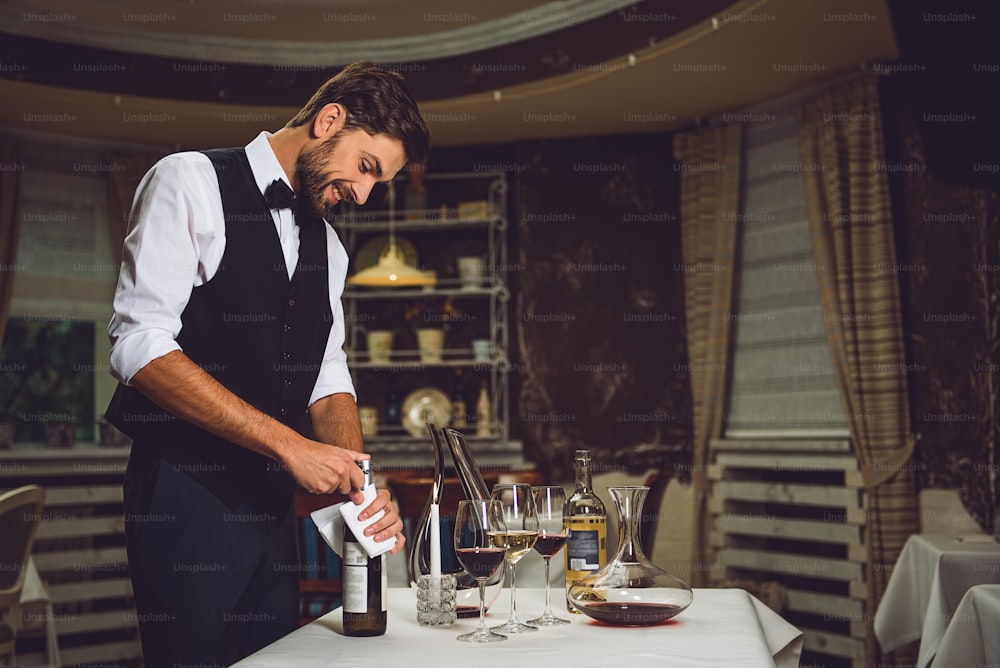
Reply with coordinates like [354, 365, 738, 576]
[542, 558, 552, 613]
[507, 561, 518, 623]
[476, 580, 488, 634]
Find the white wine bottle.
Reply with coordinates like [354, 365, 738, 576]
[342, 460, 387, 636]
[563, 449, 606, 612]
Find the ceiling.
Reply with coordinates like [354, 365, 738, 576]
[0, 0, 901, 149]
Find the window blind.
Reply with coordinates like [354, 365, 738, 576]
[11, 151, 116, 323]
[724, 111, 847, 436]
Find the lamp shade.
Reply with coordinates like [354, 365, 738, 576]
[347, 239, 436, 287]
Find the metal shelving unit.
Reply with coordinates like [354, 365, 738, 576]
[331, 172, 516, 462]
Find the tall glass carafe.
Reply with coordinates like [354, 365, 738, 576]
[567, 486, 693, 625]
[408, 424, 502, 616]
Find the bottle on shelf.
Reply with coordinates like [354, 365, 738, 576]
[563, 449, 607, 612]
[384, 375, 401, 427]
[342, 460, 388, 636]
[451, 369, 468, 429]
[474, 380, 491, 437]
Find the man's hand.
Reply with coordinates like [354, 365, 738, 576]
[281, 438, 369, 495]
[355, 487, 406, 555]
[308, 394, 406, 554]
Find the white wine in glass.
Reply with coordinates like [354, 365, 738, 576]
[489, 483, 539, 634]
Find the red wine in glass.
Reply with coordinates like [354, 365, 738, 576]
[457, 547, 506, 580]
[454, 499, 508, 643]
[532, 533, 567, 558]
[456, 605, 480, 618]
[528, 485, 572, 626]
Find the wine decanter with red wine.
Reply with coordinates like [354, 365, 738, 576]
[567, 486, 693, 626]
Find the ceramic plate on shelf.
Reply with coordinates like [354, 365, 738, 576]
[401, 387, 451, 437]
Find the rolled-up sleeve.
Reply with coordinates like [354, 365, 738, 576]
[108, 153, 222, 384]
[308, 226, 357, 404]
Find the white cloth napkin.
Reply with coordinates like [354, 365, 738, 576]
[310, 495, 397, 559]
[310, 502, 348, 557]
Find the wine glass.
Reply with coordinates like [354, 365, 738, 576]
[454, 500, 508, 643]
[489, 483, 539, 634]
[527, 486, 572, 625]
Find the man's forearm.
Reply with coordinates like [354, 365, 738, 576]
[130, 349, 300, 464]
[308, 393, 364, 453]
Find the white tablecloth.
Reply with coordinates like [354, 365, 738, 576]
[231, 588, 803, 668]
[930, 584, 1000, 668]
[20, 557, 47, 606]
[873, 533, 1000, 667]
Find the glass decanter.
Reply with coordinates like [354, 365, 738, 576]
[408, 424, 502, 617]
[567, 485, 693, 626]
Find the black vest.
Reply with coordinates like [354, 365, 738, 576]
[106, 148, 334, 510]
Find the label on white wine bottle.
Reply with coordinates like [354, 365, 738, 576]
[343, 542, 369, 613]
[564, 515, 606, 578]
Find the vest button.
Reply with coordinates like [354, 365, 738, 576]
[287, 298, 296, 307]
[279, 407, 288, 417]
[282, 352, 291, 361]
[283, 324, 292, 332]
[284, 379, 292, 387]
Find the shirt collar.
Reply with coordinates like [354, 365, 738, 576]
[245, 131, 290, 196]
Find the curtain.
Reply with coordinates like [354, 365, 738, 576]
[104, 151, 161, 266]
[0, 137, 23, 349]
[673, 123, 743, 584]
[798, 76, 919, 662]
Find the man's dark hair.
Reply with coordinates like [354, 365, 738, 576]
[287, 61, 430, 165]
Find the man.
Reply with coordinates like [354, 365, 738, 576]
[106, 62, 430, 666]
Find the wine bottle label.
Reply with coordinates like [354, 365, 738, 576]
[343, 542, 369, 613]
[564, 516, 607, 575]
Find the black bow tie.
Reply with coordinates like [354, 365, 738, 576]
[264, 179, 296, 210]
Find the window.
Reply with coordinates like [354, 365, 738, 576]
[1, 141, 117, 445]
[724, 111, 847, 437]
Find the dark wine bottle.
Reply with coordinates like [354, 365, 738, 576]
[384, 375, 400, 426]
[342, 461, 387, 636]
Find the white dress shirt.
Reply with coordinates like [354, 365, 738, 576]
[109, 131, 356, 405]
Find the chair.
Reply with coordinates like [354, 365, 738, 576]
[640, 470, 672, 558]
[0, 485, 46, 667]
[16, 559, 61, 668]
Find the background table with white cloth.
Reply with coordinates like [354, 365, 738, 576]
[231, 587, 803, 668]
[929, 584, 1000, 668]
[873, 533, 1000, 667]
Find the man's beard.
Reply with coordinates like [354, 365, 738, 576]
[295, 130, 353, 220]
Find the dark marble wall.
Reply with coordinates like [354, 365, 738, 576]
[883, 80, 1000, 532]
[411, 135, 694, 483]
[510, 135, 692, 481]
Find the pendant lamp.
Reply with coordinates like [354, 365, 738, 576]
[347, 181, 436, 288]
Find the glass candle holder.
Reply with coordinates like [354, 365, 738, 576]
[416, 574, 457, 626]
